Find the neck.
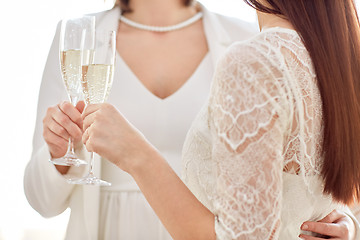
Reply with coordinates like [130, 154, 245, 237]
[124, 0, 197, 26]
[256, 10, 295, 31]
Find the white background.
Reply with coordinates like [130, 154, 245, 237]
[0, 0, 256, 239]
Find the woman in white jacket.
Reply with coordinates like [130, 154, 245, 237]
[24, 0, 359, 239]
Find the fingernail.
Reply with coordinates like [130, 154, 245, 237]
[298, 236, 305, 240]
[301, 224, 308, 230]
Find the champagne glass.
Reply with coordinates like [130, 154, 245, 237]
[68, 30, 116, 186]
[50, 16, 95, 166]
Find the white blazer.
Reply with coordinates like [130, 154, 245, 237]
[24, 4, 256, 239]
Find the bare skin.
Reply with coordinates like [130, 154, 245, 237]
[117, 0, 208, 99]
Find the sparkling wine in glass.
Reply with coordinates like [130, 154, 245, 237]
[68, 30, 116, 186]
[50, 16, 95, 167]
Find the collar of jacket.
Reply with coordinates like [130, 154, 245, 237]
[95, 3, 232, 67]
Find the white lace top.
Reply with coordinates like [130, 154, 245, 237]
[182, 27, 354, 239]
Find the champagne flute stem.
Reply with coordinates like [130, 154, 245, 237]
[67, 138, 76, 155]
[89, 152, 95, 176]
[67, 100, 78, 155]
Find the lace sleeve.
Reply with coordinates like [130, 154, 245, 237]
[209, 42, 292, 239]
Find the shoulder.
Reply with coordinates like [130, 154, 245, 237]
[82, 6, 120, 33]
[212, 32, 293, 122]
[202, 5, 258, 41]
[218, 34, 273, 70]
[86, 6, 120, 26]
[86, 5, 118, 18]
[214, 31, 290, 97]
[220, 29, 294, 69]
[54, 7, 119, 31]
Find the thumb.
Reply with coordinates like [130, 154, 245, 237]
[76, 101, 86, 113]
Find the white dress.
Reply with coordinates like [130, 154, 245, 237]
[182, 27, 360, 239]
[98, 52, 213, 239]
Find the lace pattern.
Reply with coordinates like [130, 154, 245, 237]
[182, 28, 324, 239]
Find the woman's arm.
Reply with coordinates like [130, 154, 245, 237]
[132, 145, 215, 240]
[208, 44, 291, 239]
[82, 43, 290, 239]
[82, 103, 215, 240]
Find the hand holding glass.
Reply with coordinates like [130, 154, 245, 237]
[50, 16, 95, 166]
[68, 30, 116, 186]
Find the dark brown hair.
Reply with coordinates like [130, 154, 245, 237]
[244, 0, 360, 204]
[115, 0, 194, 13]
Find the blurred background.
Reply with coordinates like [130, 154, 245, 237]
[0, 0, 256, 239]
[0, 0, 358, 239]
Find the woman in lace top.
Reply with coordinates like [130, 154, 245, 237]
[80, 0, 360, 239]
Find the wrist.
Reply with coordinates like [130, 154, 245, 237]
[123, 141, 161, 177]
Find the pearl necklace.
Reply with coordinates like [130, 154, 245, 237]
[119, 12, 203, 32]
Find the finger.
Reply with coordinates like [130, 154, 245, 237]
[318, 210, 346, 223]
[82, 127, 90, 146]
[59, 102, 83, 128]
[82, 123, 103, 153]
[76, 101, 86, 114]
[44, 127, 69, 146]
[85, 135, 95, 152]
[301, 222, 340, 237]
[53, 105, 82, 140]
[298, 233, 339, 240]
[43, 107, 69, 140]
[83, 111, 97, 132]
[82, 104, 101, 119]
[47, 119, 70, 140]
[83, 128, 95, 152]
